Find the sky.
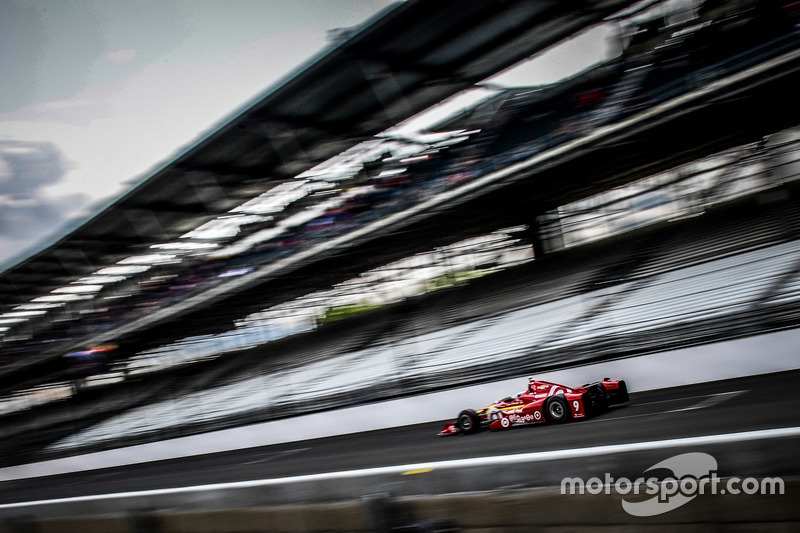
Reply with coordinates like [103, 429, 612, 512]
[0, 0, 616, 269]
[0, 0, 402, 267]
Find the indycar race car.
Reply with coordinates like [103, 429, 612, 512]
[438, 377, 629, 436]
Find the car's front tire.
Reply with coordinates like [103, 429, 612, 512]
[457, 409, 481, 434]
[544, 396, 569, 423]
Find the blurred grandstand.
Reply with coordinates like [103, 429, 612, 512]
[2, 0, 800, 468]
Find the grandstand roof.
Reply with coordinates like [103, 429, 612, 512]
[0, 0, 634, 309]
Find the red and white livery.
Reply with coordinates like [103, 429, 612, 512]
[438, 377, 629, 436]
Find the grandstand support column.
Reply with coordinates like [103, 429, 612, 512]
[527, 210, 565, 259]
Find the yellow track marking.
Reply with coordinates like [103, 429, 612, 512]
[401, 468, 433, 476]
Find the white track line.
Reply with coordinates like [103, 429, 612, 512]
[669, 390, 747, 413]
[1, 426, 798, 510]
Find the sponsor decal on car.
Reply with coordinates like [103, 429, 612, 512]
[507, 412, 542, 424]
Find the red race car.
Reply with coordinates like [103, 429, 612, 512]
[438, 377, 629, 435]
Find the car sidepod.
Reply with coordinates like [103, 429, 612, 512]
[488, 402, 545, 430]
[487, 392, 589, 429]
[560, 391, 590, 420]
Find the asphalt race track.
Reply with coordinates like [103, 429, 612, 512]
[1, 369, 799, 514]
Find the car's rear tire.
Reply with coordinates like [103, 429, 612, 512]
[617, 380, 630, 403]
[457, 409, 481, 434]
[544, 396, 569, 423]
[589, 384, 608, 414]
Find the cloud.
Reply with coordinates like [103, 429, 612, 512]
[0, 141, 90, 265]
[0, 140, 65, 193]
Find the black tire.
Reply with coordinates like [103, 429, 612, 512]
[457, 409, 481, 434]
[590, 384, 608, 414]
[544, 396, 569, 423]
[617, 380, 630, 403]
